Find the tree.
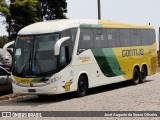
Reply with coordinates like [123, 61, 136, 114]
[10, 0, 41, 39]
[0, 0, 41, 40]
[39, 0, 67, 20]
[0, 0, 11, 38]
[0, 35, 9, 47]
[0, 0, 68, 40]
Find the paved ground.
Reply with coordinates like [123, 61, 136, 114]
[0, 73, 160, 120]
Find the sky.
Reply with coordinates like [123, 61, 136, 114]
[0, 0, 160, 37]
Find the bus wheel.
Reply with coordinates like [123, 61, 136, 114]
[76, 75, 88, 97]
[132, 68, 140, 85]
[140, 67, 147, 83]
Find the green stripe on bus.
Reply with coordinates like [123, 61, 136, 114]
[31, 77, 48, 83]
[92, 48, 124, 77]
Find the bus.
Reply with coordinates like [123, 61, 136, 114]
[11, 19, 157, 97]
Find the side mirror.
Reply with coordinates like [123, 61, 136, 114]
[2, 41, 15, 55]
[54, 37, 70, 56]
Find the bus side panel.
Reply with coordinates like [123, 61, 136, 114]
[73, 49, 126, 89]
[71, 50, 92, 89]
[69, 39, 157, 92]
[90, 48, 126, 87]
[60, 50, 92, 93]
[112, 43, 157, 79]
[149, 43, 157, 75]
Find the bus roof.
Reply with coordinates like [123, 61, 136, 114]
[18, 19, 154, 35]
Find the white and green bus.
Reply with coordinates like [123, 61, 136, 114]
[12, 19, 157, 97]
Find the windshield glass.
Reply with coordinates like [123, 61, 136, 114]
[13, 34, 59, 76]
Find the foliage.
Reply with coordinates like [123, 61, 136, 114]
[10, 0, 41, 38]
[0, 0, 10, 17]
[39, 0, 67, 20]
[0, 0, 41, 39]
[0, 35, 9, 48]
[0, 0, 68, 40]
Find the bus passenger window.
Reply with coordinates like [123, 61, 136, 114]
[106, 29, 120, 47]
[141, 29, 149, 45]
[83, 34, 91, 40]
[78, 29, 94, 50]
[94, 29, 107, 48]
[149, 29, 156, 44]
[119, 29, 131, 46]
[131, 29, 141, 46]
[95, 29, 104, 40]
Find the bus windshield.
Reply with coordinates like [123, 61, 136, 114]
[12, 34, 59, 76]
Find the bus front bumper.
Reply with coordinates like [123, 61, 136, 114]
[12, 83, 61, 95]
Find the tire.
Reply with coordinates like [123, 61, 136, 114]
[140, 67, 147, 83]
[76, 75, 88, 97]
[132, 68, 140, 85]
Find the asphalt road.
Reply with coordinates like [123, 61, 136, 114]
[0, 73, 160, 120]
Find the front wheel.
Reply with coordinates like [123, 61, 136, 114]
[132, 68, 140, 85]
[76, 75, 88, 97]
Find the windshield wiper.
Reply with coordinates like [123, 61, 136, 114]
[33, 50, 43, 74]
[21, 50, 32, 74]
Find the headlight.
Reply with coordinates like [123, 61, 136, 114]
[46, 76, 61, 84]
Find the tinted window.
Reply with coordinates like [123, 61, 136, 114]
[130, 29, 141, 46]
[60, 46, 67, 65]
[93, 29, 107, 48]
[106, 29, 120, 47]
[79, 28, 94, 49]
[61, 28, 78, 60]
[119, 29, 131, 46]
[141, 29, 149, 45]
[149, 29, 156, 44]
[70, 28, 78, 44]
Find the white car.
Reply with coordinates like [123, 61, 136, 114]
[0, 66, 12, 91]
[0, 48, 12, 67]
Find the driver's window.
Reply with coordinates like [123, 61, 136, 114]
[15, 48, 23, 65]
[15, 48, 21, 56]
[60, 46, 66, 65]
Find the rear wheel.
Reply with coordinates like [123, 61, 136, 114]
[76, 75, 88, 97]
[132, 68, 140, 85]
[140, 67, 147, 83]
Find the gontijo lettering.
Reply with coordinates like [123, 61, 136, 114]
[122, 49, 144, 57]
